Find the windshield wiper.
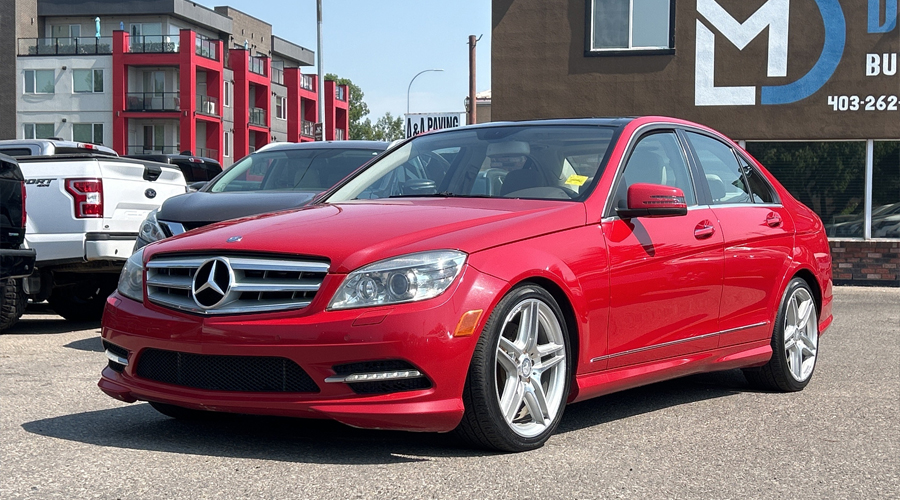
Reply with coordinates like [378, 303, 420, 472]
[386, 191, 462, 198]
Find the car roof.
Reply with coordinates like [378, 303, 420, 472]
[256, 140, 390, 153]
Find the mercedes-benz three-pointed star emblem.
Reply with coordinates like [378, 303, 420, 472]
[192, 257, 233, 309]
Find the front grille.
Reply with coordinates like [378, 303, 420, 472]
[146, 255, 329, 315]
[135, 348, 319, 393]
[332, 360, 432, 395]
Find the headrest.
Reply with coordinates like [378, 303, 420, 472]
[486, 141, 530, 157]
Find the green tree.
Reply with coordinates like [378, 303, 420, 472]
[370, 112, 405, 141]
[325, 73, 369, 140]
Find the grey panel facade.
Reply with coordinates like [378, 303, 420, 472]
[37, 0, 231, 35]
[272, 35, 314, 67]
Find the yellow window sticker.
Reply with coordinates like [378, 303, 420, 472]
[565, 175, 589, 186]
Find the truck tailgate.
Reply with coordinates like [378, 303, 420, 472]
[99, 158, 185, 233]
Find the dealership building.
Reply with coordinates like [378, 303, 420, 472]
[7, 0, 350, 166]
[493, 0, 899, 285]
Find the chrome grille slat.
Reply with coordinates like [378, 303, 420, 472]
[146, 255, 328, 315]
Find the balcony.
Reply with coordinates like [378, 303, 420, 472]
[335, 128, 346, 140]
[195, 36, 217, 61]
[127, 145, 180, 154]
[301, 120, 315, 138]
[300, 74, 315, 91]
[196, 147, 218, 158]
[271, 66, 284, 85]
[128, 35, 180, 54]
[249, 56, 267, 76]
[126, 92, 180, 112]
[197, 94, 218, 116]
[249, 107, 266, 127]
[335, 86, 347, 102]
[18, 37, 113, 56]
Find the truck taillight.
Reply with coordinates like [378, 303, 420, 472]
[65, 178, 104, 218]
[21, 182, 27, 227]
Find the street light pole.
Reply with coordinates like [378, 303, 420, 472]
[407, 69, 444, 115]
[316, 0, 325, 140]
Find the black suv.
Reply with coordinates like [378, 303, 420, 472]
[0, 154, 36, 330]
[124, 153, 223, 184]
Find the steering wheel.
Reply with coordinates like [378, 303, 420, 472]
[418, 152, 451, 177]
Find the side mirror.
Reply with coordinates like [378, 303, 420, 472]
[616, 183, 688, 219]
[188, 181, 208, 192]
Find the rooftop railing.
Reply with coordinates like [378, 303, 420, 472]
[129, 35, 180, 54]
[18, 37, 113, 56]
[300, 74, 315, 91]
[335, 85, 347, 102]
[249, 56, 267, 76]
[195, 36, 217, 61]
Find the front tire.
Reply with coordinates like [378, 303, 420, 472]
[744, 277, 819, 392]
[456, 284, 571, 452]
[47, 275, 117, 322]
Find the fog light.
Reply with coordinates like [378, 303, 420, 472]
[453, 309, 483, 337]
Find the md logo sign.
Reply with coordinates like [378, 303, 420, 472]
[695, 0, 852, 106]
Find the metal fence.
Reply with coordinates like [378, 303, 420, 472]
[195, 36, 217, 60]
[18, 37, 113, 55]
[250, 107, 266, 126]
[126, 92, 181, 112]
[129, 35, 180, 54]
[197, 94, 218, 115]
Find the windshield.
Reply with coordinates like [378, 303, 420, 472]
[326, 125, 616, 202]
[209, 148, 382, 193]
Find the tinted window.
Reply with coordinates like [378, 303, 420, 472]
[736, 154, 777, 204]
[210, 148, 382, 193]
[612, 131, 696, 211]
[686, 132, 751, 205]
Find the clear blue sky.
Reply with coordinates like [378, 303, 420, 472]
[197, 0, 492, 121]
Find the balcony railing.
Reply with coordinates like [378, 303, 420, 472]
[249, 56, 267, 76]
[271, 66, 284, 85]
[127, 145, 180, 154]
[301, 120, 315, 138]
[300, 74, 315, 91]
[196, 94, 218, 116]
[129, 35, 180, 54]
[249, 107, 266, 126]
[335, 128, 346, 140]
[195, 147, 218, 158]
[18, 37, 113, 56]
[195, 36, 217, 60]
[335, 86, 347, 102]
[126, 92, 180, 112]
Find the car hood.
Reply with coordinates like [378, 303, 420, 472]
[146, 198, 587, 273]
[158, 191, 319, 224]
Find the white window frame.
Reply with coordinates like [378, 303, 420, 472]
[224, 131, 231, 157]
[24, 69, 55, 94]
[275, 95, 287, 120]
[23, 123, 55, 139]
[224, 81, 231, 107]
[73, 69, 104, 93]
[588, 0, 674, 53]
[72, 123, 104, 145]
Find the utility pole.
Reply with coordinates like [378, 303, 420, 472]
[468, 35, 477, 125]
[316, 0, 326, 140]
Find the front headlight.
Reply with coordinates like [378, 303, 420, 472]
[136, 209, 167, 249]
[328, 250, 467, 310]
[117, 248, 144, 302]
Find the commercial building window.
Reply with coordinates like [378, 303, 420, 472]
[23, 123, 54, 139]
[24, 70, 55, 94]
[872, 141, 900, 239]
[73, 69, 103, 93]
[224, 132, 231, 157]
[73, 123, 103, 144]
[589, 0, 673, 51]
[275, 96, 286, 120]
[746, 142, 867, 238]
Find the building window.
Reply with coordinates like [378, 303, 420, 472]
[24, 70, 55, 94]
[746, 142, 867, 238]
[73, 69, 103, 93]
[224, 132, 231, 157]
[275, 96, 286, 120]
[23, 123, 54, 139]
[224, 81, 231, 107]
[873, 141, 900, 239]
[588, 0, 673, 52]
[73, 123, 103, 144]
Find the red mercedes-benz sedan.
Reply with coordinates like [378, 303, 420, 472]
[100, 117, 833, 452]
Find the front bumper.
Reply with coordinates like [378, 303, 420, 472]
[98, 265, 507, 432]
[0, 247, 36, 280]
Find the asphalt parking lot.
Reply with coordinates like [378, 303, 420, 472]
[1, 286, 897, 499]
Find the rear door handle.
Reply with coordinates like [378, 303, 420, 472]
[766, 212, 783, 227]
[694, 222, 715, 239]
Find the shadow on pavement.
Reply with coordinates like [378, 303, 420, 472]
[2, 303, 100, 335]
[64, 336, 104, 352]
[22, 370, 751, 462]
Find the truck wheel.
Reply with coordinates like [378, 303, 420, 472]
[0, 278, 27, 332]
[47, 276, 117, 322]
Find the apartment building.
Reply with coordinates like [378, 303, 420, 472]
[14, 0, 349, 166]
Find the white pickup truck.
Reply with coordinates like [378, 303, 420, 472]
[0, 140, 186, 324]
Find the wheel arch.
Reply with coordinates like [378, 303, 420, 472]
[792, 267, 823, 317]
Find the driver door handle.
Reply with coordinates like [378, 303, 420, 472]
[694, 221, 715, 239]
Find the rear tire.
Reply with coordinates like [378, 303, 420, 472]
[47, 275, 117, 322]
[455, 284, 571, 452]
[743, 277, 819, 392]
[0, 278, 27, 332]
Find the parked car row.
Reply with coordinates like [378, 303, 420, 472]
[96, 117, 834, 453]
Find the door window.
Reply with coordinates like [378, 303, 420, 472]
[686, 132, 752, 205]
[611, 131, 696, 211]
